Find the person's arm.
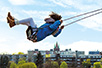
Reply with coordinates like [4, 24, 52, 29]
[53, 25, 64, 37]
[49, 20, 63, 30]
[53, 29, 61, 37]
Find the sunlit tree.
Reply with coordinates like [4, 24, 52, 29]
[7, 61, 14, 68]
[44, 60, 59, 68]
[18, 62, 37, 68]
[93, 62, 101, 68]
[10, 62, 17, 68]
[60, 61, 68, 68]
[82, 59, 91, 68]
[18, 52, 24, 55]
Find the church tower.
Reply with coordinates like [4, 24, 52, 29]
[54, 42, 60, 51]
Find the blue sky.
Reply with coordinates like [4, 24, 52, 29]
[0, 0, 102, 54]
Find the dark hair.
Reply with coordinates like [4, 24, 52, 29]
[49, 12, 62, 21]
[50, 15, 62, 21]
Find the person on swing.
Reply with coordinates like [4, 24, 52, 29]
[7, 12, 64, 42]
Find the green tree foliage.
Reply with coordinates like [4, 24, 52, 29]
[18, 60, 26, 66]
[17, 58, 26, 68]
[71, 62, 77, 68]
[43, 60, 52, 68]
[18, 57, 26, 62]
[7, 61, 14, 68]
[93, 62, 101, 68]
[51, 61, 59, 68]
[82, 59, 91, 68]
[18, 52, 24, 55]
[100, 58, 102, 64]
[60, 61, 68, 68]
[44, 60, 59, 68]
[0, 55, 9, 68]
[10, 62, 17, 68]
[35, 52, 43, 68]
[18, 62, 37, 68]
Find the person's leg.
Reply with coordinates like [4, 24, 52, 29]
[7, 12, 37, 29]
[16, 18, 37, 28]
[15, 18, 37, 32]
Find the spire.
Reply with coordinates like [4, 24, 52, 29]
[54, 42, 60, 51]
[54, 45, 56, 48]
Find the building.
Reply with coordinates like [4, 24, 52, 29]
[27, 42, 85, 67]
[0, 54, 27, 63]
[0, 42, 102, 68]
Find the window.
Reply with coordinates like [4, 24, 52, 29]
[77, 59, 80, 61]
[63, 59, 66, 60]
[60, 52, 64, 55]
[88, 56, 91, 58]
[93, 56, 96, 58]
[96, 56, 98, 58]
[63, 55, 66, 57]
[77, 62, 80, 64]
[97, 59, 100, 61]
[99, 56, 101, 58]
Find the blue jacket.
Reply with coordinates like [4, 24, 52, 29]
[36, 20, 62, 42]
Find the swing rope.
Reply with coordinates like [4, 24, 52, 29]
[32, 8, 102, 29]
[63, 10, 102, 27]
[63, 8, 102, 21]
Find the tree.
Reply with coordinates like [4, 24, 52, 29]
[43, 60, 52, 68]
[18, 57, 26, 62]
[100, 58, 102, 65]
[17, 57, 27, 67]
[0, 55, 9, 68]
[60, 61, 68, 68]
[44, 60, 59, 68]
[18, 62, 37, 68]
[93, 62, 101, 68]
[18, 52, 24, 55]
[7, 61, 14, 68]
[10, 62, 17, 68]
[51, 61, 59, 68]
[35, 51, 43, 68]
[18, 60, 26, 66]
[71, 62, 77, 68]
[82, 59, 91, 68]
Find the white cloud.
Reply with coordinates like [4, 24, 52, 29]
[49, 0, 67, 7]
[77, 14, 102, 31]
[21, 10, 51, 26]
[0, 39, 55, 54]
[61, 41, 102, 55]
[8, 0, 35, 5]
[1, 39, 102, 55]
[22, 10, 50, 18]
[49, 0, 102, 11]
[60, 9, 102, 31]
[0, 6, 11, 22]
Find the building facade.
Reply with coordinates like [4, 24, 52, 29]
[0, 54, 27, 63]
[0, 42, 102, 68]
[27, 42, 85, 67]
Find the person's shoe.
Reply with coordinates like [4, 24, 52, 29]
[7, 12, 14, 23]
[8, 17, 15, 28]
[7, 17, 10, 23]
